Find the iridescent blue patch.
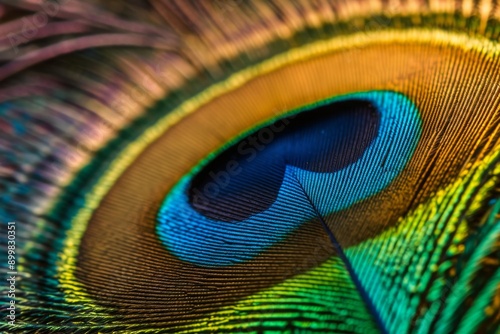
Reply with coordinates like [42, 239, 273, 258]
[157, 91, 422, 266]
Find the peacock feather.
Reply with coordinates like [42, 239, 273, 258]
[0, 0, 499, 333]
